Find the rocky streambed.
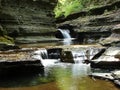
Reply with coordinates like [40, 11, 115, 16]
[0, 43, 120, 88]
[0, 0, 120, 89]
[0, 48, 44, 76]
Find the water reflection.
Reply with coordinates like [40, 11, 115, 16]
[0, 63, 119, 90]
[0, 63, 91, 88]
[54, 64, 90, 90]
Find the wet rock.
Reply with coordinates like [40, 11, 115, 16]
[0, 43, 19, 51]
[111, 71, 120, 79]
[61, 51, 74, 63]
[90, 72, 114, 80]
[114, 80, 120, 87]
[91, 47, 120, 69]
[111, 71, 120, 87]
[47, 48, 62, 59]
[60, 45, 104, 63]
[1, 44, 20, 51]
[91, 48, 106, 60]
[89, 69, 120, 87]
[55, 30, 64, 39]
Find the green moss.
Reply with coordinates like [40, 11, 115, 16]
[0, 25, 14, 44]
[0, 35, 14, 44]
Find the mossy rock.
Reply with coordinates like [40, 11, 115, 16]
[0, 35, 14, 44]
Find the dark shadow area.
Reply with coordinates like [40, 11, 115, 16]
[0, 67, 55, 88]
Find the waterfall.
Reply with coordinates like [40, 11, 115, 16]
[71, 48, 101, 64]
[72, 51, 87, 63]
[58, 29, 71, 38]
[32, 49, 59, 66]
[58, 29, 73, 45]
[33, 48, 48, 59]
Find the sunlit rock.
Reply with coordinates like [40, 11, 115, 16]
[91, 47, 120, 69]
[0, 48, 44, 75]
[99, 24, 120, 46]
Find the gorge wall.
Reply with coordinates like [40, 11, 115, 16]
[0, 0, 57, 44]
[56, 0, 120, 44]
[0, 0, 120, 46]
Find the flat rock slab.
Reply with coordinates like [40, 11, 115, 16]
[90, 72, 114, 80]
[91, 47, 120, 69]
[0, 48, 36, 61]
[0, 48, 44, 75]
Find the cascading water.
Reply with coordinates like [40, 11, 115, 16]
[71, 48, 102, 64]
[58, 29, 73, 45]
[32, 49, 59, 66]
[33, 48, 48, 60]
[72, 50, 87, 63]
[58, 29, 71, 38]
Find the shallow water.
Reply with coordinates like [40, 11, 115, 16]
[0, 40, 119, 90]
[0, 63, 119, 90]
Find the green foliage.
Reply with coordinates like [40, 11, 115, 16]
[54, 0, 117, 18]
[54, 0, 83, 18]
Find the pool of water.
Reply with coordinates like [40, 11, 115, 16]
[0, 63, 119, 90]
[0, 38, 119, 90]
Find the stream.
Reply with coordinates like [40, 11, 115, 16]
[0, 29, 119, 90]
[0, 62, 119, 90]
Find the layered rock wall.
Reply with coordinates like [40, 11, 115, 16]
[0, 0, 57, 43]
[56, 0, 120, 43]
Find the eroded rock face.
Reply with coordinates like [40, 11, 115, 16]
[0, 0, 57, 43]
[99, 24, 120, 46]
[56, 1, 120, 44]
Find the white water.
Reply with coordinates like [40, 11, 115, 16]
[72, 51, 87, 63]
[58, 29, 74, 45]
[58, 29, 71, 38]
[71, 48, 101, 63]
[33, 48, 48, 59]
[32, 47, 101, 67]
[32, 49, 59, 66]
